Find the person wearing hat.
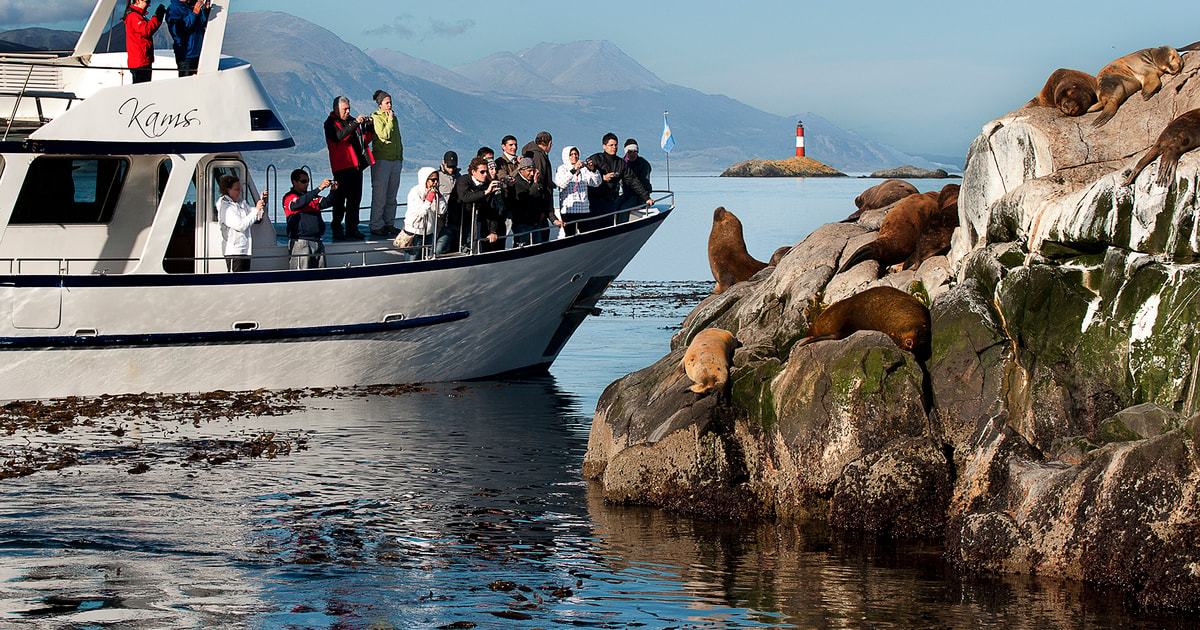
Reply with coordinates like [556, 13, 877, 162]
[506, 156, 551, 246]
[368, 89, 404, 236]
[434, 151, 465, 254]
[619, 138, 653, 211]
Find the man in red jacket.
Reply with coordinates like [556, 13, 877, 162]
[324, 95, 374, 239]
[124, 0, 166, 84]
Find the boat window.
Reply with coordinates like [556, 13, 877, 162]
[11, 156, 129, 224]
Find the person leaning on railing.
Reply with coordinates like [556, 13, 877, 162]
[283, 169, 336, 270]
[585, 132, 652, 231]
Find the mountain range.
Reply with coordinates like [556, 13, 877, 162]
[0, 13, 956, 174]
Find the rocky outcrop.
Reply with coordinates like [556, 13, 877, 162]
[868, 165, 955, 178]
[586, 53, 1200, 608]
[720, 157, 845, 178]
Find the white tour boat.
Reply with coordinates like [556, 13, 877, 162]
[0, 0, 671, 400]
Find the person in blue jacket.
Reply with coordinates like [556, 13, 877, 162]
[166, 0, 209, 77]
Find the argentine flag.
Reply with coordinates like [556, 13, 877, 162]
[660, 116, 675, 153]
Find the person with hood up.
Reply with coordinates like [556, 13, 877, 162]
[553, 145, 601, 237]
[399, 167, 445, 261]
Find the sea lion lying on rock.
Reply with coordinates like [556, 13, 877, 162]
[682, 328, 739, 396]
[1122, 108, 1200, 189]
[709, 207, 767, 294]
[839, 191, 939, 274]
[1089, 46, 1183, 127]
[904, 183, 961, 269]
[843, 179, 918, 222]
[1025, 68, 1098, 117]
[799, 286, 931, 359]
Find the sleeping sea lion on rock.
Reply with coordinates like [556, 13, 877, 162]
[1122, 109, 1200, 189]
[843, 179, 919, 222]
[1089, 46, 1183, 127]
[681, 328, 739, 396]
[838, 191, 939, 274]
[709, 207, 767, 294]
[1025, 68, 1098, 117]
[904, 184, 960, 269]
[799, 286, 931, 359]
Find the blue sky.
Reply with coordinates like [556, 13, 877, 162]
[4, 0, 1199, 157]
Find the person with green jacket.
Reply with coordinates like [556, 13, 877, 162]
[369, 90, 404, 236]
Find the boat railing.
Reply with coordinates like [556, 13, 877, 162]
[0, 192, 671, 275]
[0, 54, 85, 141]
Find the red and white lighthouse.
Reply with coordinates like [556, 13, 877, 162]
[795, 120, 805, 158]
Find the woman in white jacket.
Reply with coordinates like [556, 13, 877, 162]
[553, 145, 601, 237]
[401, 167, 444, 260]
[216, 174, 266, 272]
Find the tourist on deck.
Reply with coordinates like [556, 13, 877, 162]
[216, 174, 265, 272]
[124, 0, 165, 84]
[400, 167, 445, 261]
[324, 95, 374, 240]
[586, 132, 652, 231]
[554, 145, 601, 237]
[521, 131, 555, 226]
[619, 138, 653, 210]
[166, 0, 209, 77]
[369, 90, 403, 237]
[495, 135, 521, 180]
[455, 156, 505, 253]
[507, 157, 551, 246]
[283, 169, 336, 269]
[434, 151, 463, 254]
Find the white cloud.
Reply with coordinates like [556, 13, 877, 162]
[0, 0, 95, 28]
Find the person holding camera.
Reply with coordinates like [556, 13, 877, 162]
[506, 157, 551, 246]
[399, 167, 445, 261]
[166, 0, 209, 77]
[554, 145, 602, 237]
[454, 156, 505, 253]
[283, 169, 336, 269]
[216, 174, 266, 272]
[324, 95, 374, 240]
[521, 131, 556, 226]
[124, 0, 165, 84]
[586, 132, 652, 231]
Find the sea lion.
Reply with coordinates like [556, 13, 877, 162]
[1122, 108, 1200, 188]
[1025, 68, 1098, 117]
[682, 328, 739, 396]
[768, 246, 792, 267]
[843, 179, 919, 222]
[1088, 46, 1184, 127]
[799, 286, 931, 359]
[838, 191, 939, 274]
[709, 206, 767, 293]
[904, 184, 960, 269]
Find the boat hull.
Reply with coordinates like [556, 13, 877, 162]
[0, 210, 669, 399]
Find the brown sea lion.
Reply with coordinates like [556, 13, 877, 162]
[681, 328, 739, 396]
[1025, 68, 1098, 117]
[799, 286, 931, 359]
[768, 246, 791, 267]
[1089, 46, 1184, 127]
[1122, 108, 1200, 188]
[904, 184, 960, 269]
[843, 179, 919, 222]
[709, 206, 767, 293]
[838, 191, 939, 274]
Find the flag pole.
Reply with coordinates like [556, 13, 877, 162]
[663, 110, 671, 191]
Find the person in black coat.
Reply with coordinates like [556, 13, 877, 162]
[619, 138, 653, 210]
[586, 132, 651, 231]
[505, 156, 551, 246]
[454, 156, 505, 253]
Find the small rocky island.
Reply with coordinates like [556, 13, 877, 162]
[868, 164, 957, 178]
[587, 53, 1200, 609]
[720, 156, 845, 177]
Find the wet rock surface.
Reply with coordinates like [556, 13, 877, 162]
[588, 53, 1200, 609]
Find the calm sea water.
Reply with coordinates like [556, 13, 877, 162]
[0, 176, 1190, 628]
